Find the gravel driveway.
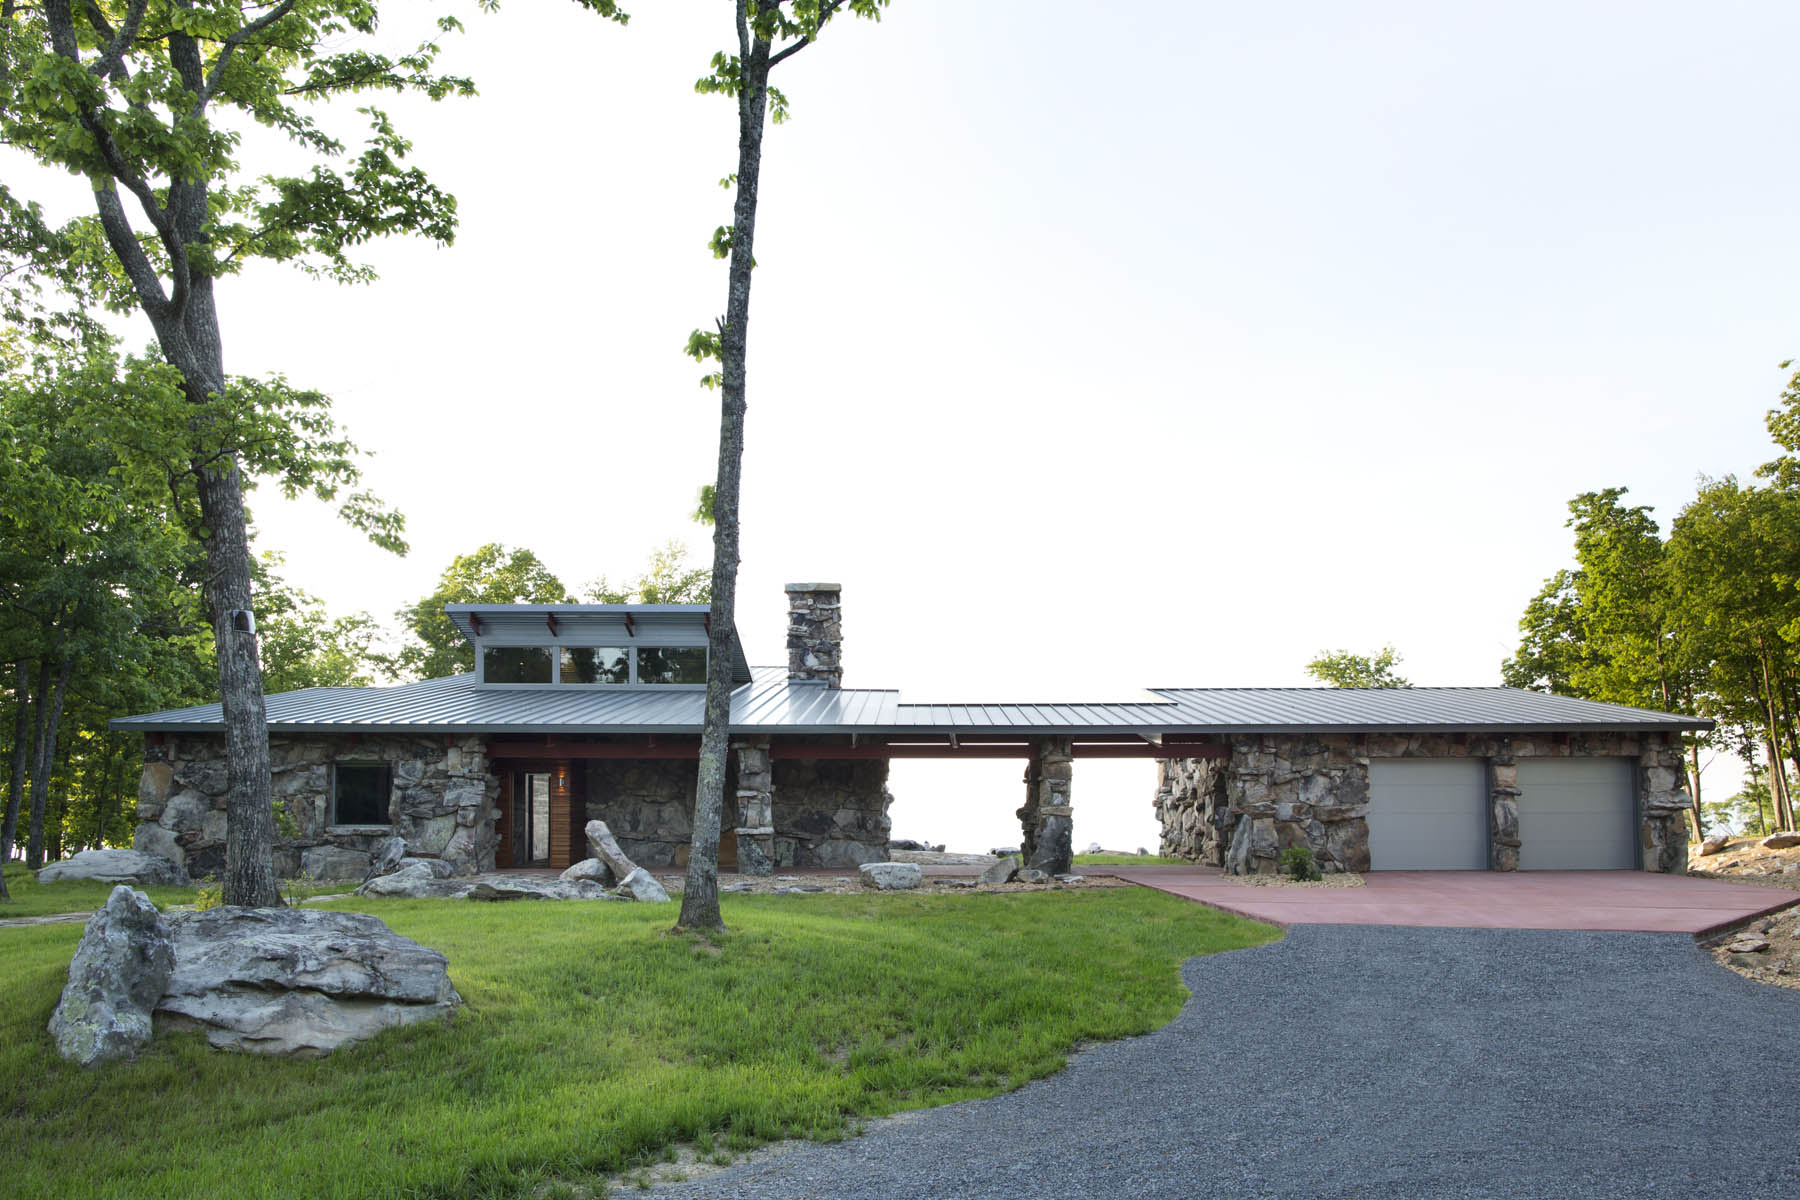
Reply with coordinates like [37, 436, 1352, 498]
[654, 926, 1800, 1199]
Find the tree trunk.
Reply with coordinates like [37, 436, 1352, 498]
[26, 657, 70, 869]
[1, 660, 30, 896]
[148, 277, 280, 907]
[1755, 651, 1795, 829]
[1687, 739, 1704, 839]
[679, 4, 771, 932]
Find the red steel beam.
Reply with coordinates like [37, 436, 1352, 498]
[489, 739, 1230, 762]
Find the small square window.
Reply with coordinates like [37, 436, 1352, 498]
[333, 763, 391, 827]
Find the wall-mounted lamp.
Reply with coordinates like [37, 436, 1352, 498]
[226, 609, 256, 635]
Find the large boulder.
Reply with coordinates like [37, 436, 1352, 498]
[465, 877, 614, 902]
[37, 848, 189, 888]
[980, 855, 1019, 885]
[362, 836, 409, 882]
[858, 862, 923, 890]
[560, 857, 617, 887]
[1760, 833, 1800, 850]
[156, 907, 460, 1057]
[1699, 833, 1734, 857]
[300, 845, 372, 882]
[617, 867, 671, 903]
[584, 819, 642, 880]
[48, 886, 175, 1066]
[357, 862, 437, 899]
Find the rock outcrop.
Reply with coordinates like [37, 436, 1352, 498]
[37, 849, 189, 888]
[48, 886, 175, 1065]
[156, 907, 460, 1057]
[858, 862, 922, 890]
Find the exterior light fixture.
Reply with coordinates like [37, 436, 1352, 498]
[227, 609, 256, 635]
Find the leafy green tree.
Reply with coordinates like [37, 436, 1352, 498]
[254, 557, 382, 693]
[0, 1, 475, 903]
[392, 545, 571, 680]
[677, 0, 889, 931]
[1665, 477, 1800, 831]
[586, 541, 711, 606]
[1306, 646, 1409, 689]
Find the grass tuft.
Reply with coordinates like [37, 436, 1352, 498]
[0, 887, 1275, 1200]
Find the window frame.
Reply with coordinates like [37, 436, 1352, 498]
[475, 642, 709, 688]
[330, 761, 393, 830]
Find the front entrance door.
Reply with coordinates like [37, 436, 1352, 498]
[512, 771, 552, 867]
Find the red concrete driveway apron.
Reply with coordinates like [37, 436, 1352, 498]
[1098, 865, 1800, 934]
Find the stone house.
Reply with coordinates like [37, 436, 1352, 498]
[118, 585, 1708, 880]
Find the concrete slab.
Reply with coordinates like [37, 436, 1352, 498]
[1096, 865, 1800, 933]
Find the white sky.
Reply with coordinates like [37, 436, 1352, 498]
[20, 1, 1800, 849]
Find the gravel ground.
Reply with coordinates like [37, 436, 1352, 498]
[648, 926, 1800, 1200]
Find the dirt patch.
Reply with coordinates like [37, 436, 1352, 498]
[1688, 835, 1800, 890]
[1700, 902, 1800, 992]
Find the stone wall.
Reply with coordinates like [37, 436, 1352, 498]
[135, 734, 896, 878]
[582, 759, 702, 868]
[1154, 731, 1691, 876]
[134, 734, 499, 880]
[771, 759, 892, 867]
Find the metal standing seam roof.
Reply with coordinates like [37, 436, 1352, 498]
[1146, 687, 1710, 733]
[110, 669, 1711, 737]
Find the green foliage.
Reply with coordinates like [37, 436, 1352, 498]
[0, 889, 1276, 1199]
[390, 544, 572, 680]
[1503, 366, 1800, 834]
[586, 541, 711, 606]
[1703, 783, 1774, 837]
[1305, 646, 1409, 688]
[1281, 846, 1322, 882]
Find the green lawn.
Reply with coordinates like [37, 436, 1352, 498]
[1072, 852, 1191, 866]
[0, 863, 345, 918]
[0, 888, 1275, 1200]
[0, 862, 202, 919]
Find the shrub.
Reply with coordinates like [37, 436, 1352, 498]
[1281, 846, 1322, 882]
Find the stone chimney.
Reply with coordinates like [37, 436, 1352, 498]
[785, 583, 843, 687]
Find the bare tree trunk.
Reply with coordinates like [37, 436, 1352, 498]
[26, 657, 70, 869]
[1687, 740, 1704, 839]
[150, 279, 279, 906]
[679, 2, 771, 932]
[0, 661, 25, 898]
[1755, 652, 1795, 829]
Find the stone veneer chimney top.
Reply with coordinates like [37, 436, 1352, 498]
[785, 582, 843, 688]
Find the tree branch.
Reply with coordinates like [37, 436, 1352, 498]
[767, 0, 846, 69]
[92, 185, 171, 313]
[201, 0, 299, 106]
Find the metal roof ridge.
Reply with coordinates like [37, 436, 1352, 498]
[444, 602, 712, 613]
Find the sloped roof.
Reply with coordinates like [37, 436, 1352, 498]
[112, 670, 1709, 737]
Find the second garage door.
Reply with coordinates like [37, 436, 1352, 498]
[1367, 759, 1489, 870]
[1515, 758, 1638, 870]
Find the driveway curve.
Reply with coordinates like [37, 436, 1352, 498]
[655, 926, 1800, 1199]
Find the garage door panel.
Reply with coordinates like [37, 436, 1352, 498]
[1516, 759, 1637, 871]
[1368, 760, 1488, 871]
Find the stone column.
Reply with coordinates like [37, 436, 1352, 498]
[1018, 737, 1074, 875]
[1638, 739, 1691, 874]
[733, 740, 775, 875]
[1488, 741, 1521, 872]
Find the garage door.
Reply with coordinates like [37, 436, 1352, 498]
[1367, 760, 1489, 870]
[1516, 758, 1637, 870]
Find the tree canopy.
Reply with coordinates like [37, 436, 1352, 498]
[391, 544, 572, 680]
[1305, 646, 1410, 689]
[1503, 363, 1800, 835]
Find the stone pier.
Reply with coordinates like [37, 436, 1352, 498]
[1018, 737, 1074, 875]
[733, 740, 775, 876]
